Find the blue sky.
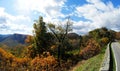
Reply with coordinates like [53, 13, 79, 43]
[0, 0, 120, 35]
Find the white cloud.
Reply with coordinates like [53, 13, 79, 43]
[72, 21, 92, 35]
[0, 7, 5, 15]
[0, 0, 67, 35]
[15, 0, 66, 22]
[74, 0, 120, 34]
[86, 0, 101, 3]
[1, 0, 120, 35]
[0, 7, 32, 34]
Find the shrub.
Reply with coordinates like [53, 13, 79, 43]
[30, 54, 57, 71]
[100, 37, 109, 46]
[80, 39, 101, 59]
[0, 48, 30, 70]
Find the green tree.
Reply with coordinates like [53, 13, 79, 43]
[89, 28, 100, 40]
[108, 30, 116, 41]
[99, 27, 109, 38]
[33, 16, 48, 55]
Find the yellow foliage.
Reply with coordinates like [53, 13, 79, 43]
[101, 37, 109, 44]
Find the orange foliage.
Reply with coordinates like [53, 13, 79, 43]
[26, 45, 36, 58]
[80, 39, 101, 59]
[12, 57, 30, 67]
[0, 47, 76, 71]
[31, 53, 58, 71]
[25, 35, 33, 43]
[0, 48, 59, 71]
[0, 48, 30, 70]
[0, 48, 15, 62]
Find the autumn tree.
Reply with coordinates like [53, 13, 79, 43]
[115, 32, 120, 40]
[80, 39, 101, 59]
[48, 18, 72, 64]
[108, 30, 116, 41]
[89, 28, 100, 40]
[88, 27, 116, 44]
[25, 35, 33, 44]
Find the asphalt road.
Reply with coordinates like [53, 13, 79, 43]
[111, 42, 120, 71]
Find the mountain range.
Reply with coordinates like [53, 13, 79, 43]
[0, 33, 80, 48]
[0, 33, 27, 47]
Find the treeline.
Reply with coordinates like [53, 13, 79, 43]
[0, 16, 119, 71]
[80, 27, 115, 59]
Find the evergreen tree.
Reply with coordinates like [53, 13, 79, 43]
[33, 16, 47, 54]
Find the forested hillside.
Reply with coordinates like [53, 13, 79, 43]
[0, 16, 119, 71]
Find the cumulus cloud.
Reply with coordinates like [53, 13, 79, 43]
[15, 0, 66, 22]
[0, 0, 67, 34]
[1, 0, 120, 35]
[0, 7, 32, 34]
[73, 0, 120, 34]
[72, 21, 92, 35]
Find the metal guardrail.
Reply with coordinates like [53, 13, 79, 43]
[99, 44, 110, 71]
[111, 42, 120, 71]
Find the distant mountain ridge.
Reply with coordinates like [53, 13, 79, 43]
[67, 33, 80, 39]
[0, 33, 27, 47]
[0, 33, 80, 47]
[0, 34, 10, 42]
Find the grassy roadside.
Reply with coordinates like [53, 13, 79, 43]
[75, 46, 106, 71]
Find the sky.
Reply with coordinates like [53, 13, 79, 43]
[0, 0, 120, 35]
